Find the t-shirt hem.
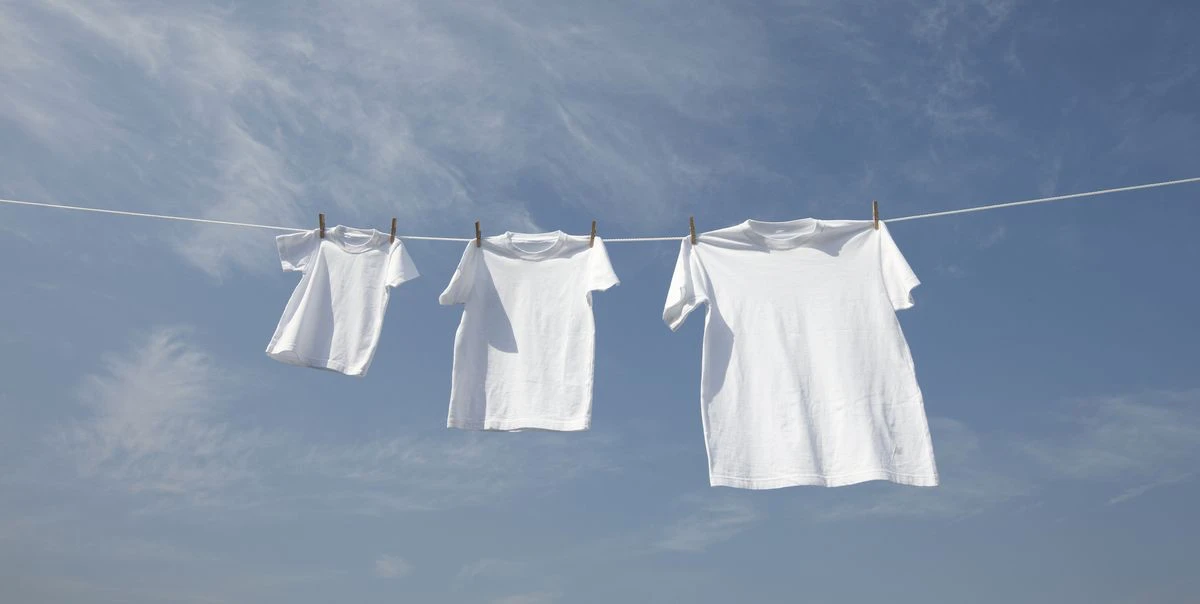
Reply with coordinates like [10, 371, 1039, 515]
[709, 468, 939, 490]
[266, 346, 367, 377]
[448, 417, 591, 432]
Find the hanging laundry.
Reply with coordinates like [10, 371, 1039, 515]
[440, 231, 619, 431]
[267, 225, 420, 376]
[663, 218, 938, 489]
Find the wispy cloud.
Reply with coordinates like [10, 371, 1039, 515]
[811, 417, 1033, 521]
[656, 494, 761, 553]
[978, 224, 1007, 249]
[49, 326, 624, 514]
[297, 429, 621, 515]
[1019, 389, 1200, 503]
[455, 558, 527, 589]
[0, 0, 1075, 277]
[1107, 473, 1194, 506]
[889, 0, 1018, 140]
[0, 0, 809, 274]
[911, 0, 1016, 48]
[807, 389, 1200, 520]
[372, 554, 413, 579]
[936, 263, 970, 279]
[52, 326, 272, 504]
[0, 506, 206, 564]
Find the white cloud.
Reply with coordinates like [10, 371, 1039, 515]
[1037, 153, 1063, 196]
[0, 7, 124, 155]
[937, 263, 969, 279]
[1020, 389, 1200, 502]
[50, 326, 623, 514]
[0, 0, 1059, 278]
[656, 494, 760, 553]
[1107, 473, 1194, 506]
[812, 417, 1033, 521]
[52, 326, 273, 504]
[911, 0, 1016, 49]
[874, 0, 1018, 140]
[455, 558, 526, 588]
[978, 224, 1007, 249]
[0, 506, 204, 564]
[296, 429, 621, 515]
[808, 390, 1200, 520]
[0, 0, 805, 275]
[372, 554, 413, 579]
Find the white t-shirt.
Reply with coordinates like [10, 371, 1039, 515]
[439, 231, 620, 431]
[663, 218, 938, 489]
[267, 225, 419, 377]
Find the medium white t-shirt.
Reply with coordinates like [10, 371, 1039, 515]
[267, 225, 419, 377]
[439, 231, 620, 431]
[664, 218, 938, 489]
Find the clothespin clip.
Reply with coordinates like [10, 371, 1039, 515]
[689, 216, 697, 244]
[589, 220, 597, 248]
[390, 217, 397, 243]
[475, 220, 482, 247]
[872, 200, 879, 230]
[319, 213, 326, 238]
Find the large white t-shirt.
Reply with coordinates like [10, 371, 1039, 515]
[664, 218, 938, 489]
[267, 225, 419, 377]
[439, 231, 620, 431]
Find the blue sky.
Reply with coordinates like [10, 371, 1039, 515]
[1, 0, 1199, 602]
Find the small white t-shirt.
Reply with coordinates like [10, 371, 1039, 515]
[439, 231, 620, 431]
[267, 225, 419, 377]
[664, 218, 938, 489]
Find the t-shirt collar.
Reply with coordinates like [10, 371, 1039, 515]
[502, 230, 566, 259]
[328, 225, 383, 253]
[742, 218, 822, 249]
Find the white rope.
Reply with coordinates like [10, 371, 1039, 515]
[0, 197, 304, 232]
[0, 198, 475, 240]
[396, 235, 473, 242]
[886, 176, 1200, 222]
[2, 175, 1198, 241]
[605, 236, 684, 242]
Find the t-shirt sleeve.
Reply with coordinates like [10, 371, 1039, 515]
[662, 238, 708, 331]
[385, 240, 420, 288]
[438, 243, 479, 305]
[878, 222, 920, 311]
[276, 230, 319, 273]
[586, 238, 620, 294]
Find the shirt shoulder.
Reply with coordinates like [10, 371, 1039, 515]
[810, 220, 876, 254]
[695, 223, 758, 250]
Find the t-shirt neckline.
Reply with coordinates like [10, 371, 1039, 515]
[503, 230, 566, 259]
[742, 218, 822, 249]
[328, 225, 384, 254]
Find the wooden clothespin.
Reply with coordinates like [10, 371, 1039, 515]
[319, 213, 326, 238]
[390, 217, 397, 243]
[689, 216, 697, 244]
[589, 220, 597, 248]
[474, 220, 482, 247]
[872, 200, 879, 230]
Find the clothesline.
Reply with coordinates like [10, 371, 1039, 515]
[1, 175, 1197, 242]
